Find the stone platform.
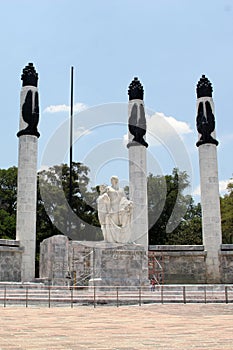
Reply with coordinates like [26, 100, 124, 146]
[89, 242, 148, 289]
[40, 236, 148, 288]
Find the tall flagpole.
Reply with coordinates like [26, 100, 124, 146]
[69, 66, 74, 234]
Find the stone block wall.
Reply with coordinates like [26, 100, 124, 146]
[40, 236, 94, 286]
[219, 245, 233, 284]
[0, 240, 23, 282]
[149, 245, 207, 284]
[149, 245, 233, 284]
[89, 243, 148, 288]
[39, 237, 233, 286]
[40, 236, 148, 287]
[40, 235, 69, 285]
[162, 253, 207, 284]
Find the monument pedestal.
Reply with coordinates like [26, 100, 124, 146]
[128, 144, 148, 250]
[16, 64, 40, 282]
[196, 76, 222, 284]
[89, 242, 148, 290]
[198, 143, 222, 283]
[127, 82, 149, 251]
[16, 135, 38, 282]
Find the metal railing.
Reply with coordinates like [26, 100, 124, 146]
[0, 284, 232, 308]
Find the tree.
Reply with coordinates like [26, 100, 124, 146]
[37, 162, 101, 243]
[221, 180, 233, 243]
[0, 167, 17, 239]
[148, 168, 202, 245]
[167, 200, 202, 245]
[2, 163, 231, 253]
[36, 162, 102, 276]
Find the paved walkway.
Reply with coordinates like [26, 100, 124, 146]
[0, 304, 233, 349]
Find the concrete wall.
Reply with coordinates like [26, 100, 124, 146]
[0, 240, 23, 282]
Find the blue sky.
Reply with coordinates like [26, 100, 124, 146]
[1, 0, 233, 201]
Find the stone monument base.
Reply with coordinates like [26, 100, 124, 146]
[40, 236, 148, 287]
[88, 242, 148, 290]
[0, 239, 23, 282]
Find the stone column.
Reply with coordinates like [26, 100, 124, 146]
[127, 78, 148, 250]
[16, 63, 40, 282]
[196, 75, 222, 283]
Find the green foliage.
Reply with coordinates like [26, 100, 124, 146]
[148, 168, 202, 245]
[1, 163, 232, 262]
[37, 162, 102, 244]
[167, 200, 202, 245]
[0, 167, 17, 239]
[221, 180, 233, 243]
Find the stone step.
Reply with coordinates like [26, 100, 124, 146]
[0, 285, 232, 306]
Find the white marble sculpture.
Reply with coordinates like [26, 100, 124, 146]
[97, 176, 133, 244]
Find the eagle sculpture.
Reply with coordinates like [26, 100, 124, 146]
[127, 77, 148, 148]
[196, 101, 218, 147]
[128, 102, 148, 147]
[17, 90, 40, 138]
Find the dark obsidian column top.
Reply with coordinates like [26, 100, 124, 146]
[21, 63, 38, 87]
[196, 74, 213, 98]
[128, 77, 144, 101]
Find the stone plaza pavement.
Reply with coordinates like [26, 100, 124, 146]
[0, 304, 233, 349]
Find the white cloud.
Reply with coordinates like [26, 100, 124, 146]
[44, 102, 88, 114]
[162, 115, 192, 135]
[219, 179, 233, 194]
[147, 112, 193, 146]
[193, 179, 233, 197]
